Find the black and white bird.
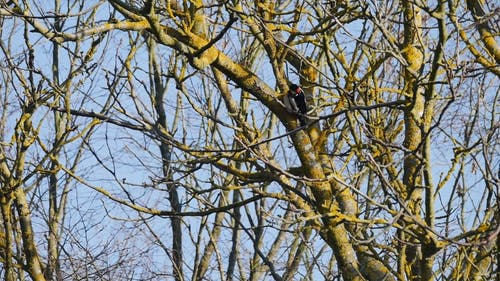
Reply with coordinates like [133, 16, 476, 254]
[287, 84, 308, 126]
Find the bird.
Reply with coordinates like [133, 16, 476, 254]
[287, 84, 308, 126]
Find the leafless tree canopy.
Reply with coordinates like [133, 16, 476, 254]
[0, 0, 498, 280]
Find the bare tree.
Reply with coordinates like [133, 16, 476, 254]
[0, 0, 498, 280]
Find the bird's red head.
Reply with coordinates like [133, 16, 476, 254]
[290, 84, 302, 95]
